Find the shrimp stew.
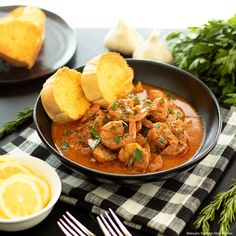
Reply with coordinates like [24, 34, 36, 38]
[52, 83, 204, 174]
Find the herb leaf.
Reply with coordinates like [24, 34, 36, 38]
[61, 140, 69, 150]
[114, 135, 120, 144]
[89, 128, 99, 139]
[0, 107, 33, 139]
[194, 180, 236, 236]
[166, 15, 236, 107]
[132, 149, 143, 162]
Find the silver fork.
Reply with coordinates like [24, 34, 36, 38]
[97, 208, 132, 236]
[57, 211, 96, 236]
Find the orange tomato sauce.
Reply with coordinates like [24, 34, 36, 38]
[52, 84, 204, 174]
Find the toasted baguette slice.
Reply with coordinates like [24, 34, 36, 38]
[41, 67, 91, 123]
[0, 6, 46, 68]
[81, 52, 134, 107]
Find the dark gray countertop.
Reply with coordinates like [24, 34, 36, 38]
[0, 29, 235, 236]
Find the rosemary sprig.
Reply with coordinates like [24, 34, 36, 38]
[194, 180, 236, 235]
[0, 107, 33, 139]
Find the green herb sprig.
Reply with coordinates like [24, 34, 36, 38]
[0, 107, 33, 139]
[166, 15, 236, 107]
[194, 180, 236, 236]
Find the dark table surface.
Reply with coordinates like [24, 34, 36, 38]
[0, 28, 235, 236]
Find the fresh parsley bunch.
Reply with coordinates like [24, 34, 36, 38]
[166, 15, 236, 107]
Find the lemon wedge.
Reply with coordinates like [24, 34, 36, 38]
[0, 174, 43, 218]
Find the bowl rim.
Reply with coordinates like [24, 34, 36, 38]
[0, 154, 62, 223]
[34, 59, 222, 180]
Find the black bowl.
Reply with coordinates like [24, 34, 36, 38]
[34, 59, 222, 184]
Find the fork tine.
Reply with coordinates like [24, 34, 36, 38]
[66, 211, 96, 236]
[104, 211, 123, 236]
[97, 215, 112, 236]
[63, 215, 86, 236]
[59, 219, 79, 236]
[57, 220, 73, 236]
[109, 209, 132, 236]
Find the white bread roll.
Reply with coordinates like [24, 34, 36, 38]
[81, 52, 134, 107]
[41, 67, 91, 123]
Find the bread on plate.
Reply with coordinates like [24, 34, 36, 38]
[0, 6, 46, 68]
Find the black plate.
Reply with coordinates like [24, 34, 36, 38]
[0, 5, 77, 84]
[34, 59, 222, 184]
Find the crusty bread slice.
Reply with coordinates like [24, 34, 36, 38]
[0, 6, 46, 68]
[41, 67, 91, 123]
[81, 52, 134, 107]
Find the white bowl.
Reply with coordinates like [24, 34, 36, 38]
[0, 154, 62, 232]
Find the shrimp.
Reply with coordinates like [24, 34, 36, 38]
[108, 97, 149, 122]
[167, 102, 185, 121]
[148, 89, 167, 100]
[161, 140, 188, 157]
[136, 121, 142, 132]
[92, 145, 117, 163]
[167, 120, 185, 136]
[149, 97, 169, 122]
[100, 119, 136, 150]
[80, 104, 100, 123]
[161, 132, 189, 157]
[93, 110, 110, 129]
[147, 153, 163, 172]
[136, 133, 150, 152]
[142, 118, 153, 129]
[147, 123, 170, 152]
[118, 143, 150, 173]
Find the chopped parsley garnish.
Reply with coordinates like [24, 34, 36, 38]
[119, 115, 125, 120]
[63, 129, 68, 135]
[143, 99, 152, 108]
[132, 149, 143, 162]
[159, 97, 165, 103]
[114, 135, 120, 144]
[89, 128, 99, 139]
[157, 136, 166, 144]
[123, 108, 132, 114]
[88, 138, 101, 149]
[94, 120, 99, 125]
[61, 140, 69, 150]
[103, 115, 109, 121]
[111, 103, 118, 110]
[165, 91, 175, 100]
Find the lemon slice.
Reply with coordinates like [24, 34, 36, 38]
[0, 210, 7, 219]
[20, 174, 50, 207]
[0, 174, 43, 218]
[0, 161, 31, 181]
[0, 155, 15, 163]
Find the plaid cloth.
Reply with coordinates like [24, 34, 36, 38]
[0, 107, 235, 236]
